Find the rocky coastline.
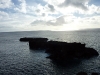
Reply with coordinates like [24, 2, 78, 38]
[20, 37, 99, 61]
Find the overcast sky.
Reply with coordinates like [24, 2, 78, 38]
[0, 0, 100, 32]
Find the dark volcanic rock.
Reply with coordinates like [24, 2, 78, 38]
[76, 72, 88, 75]
[20, 37, 34, 42]
[20, 37, 48, 49]
[45, 41, 99, 60]
[20, 37, 99, 61]
[29, 38, 48, 49]
[91, 73, 99, 75]
[20, 37, 48, 42]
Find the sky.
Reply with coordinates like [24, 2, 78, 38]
[0, 0, 100, 32]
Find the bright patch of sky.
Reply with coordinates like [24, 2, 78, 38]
[0, 0, 100, 32]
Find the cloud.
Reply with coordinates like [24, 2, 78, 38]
[0, 11, 8, 16]
[76, 4, 100, 15]
[31, 16, 67, 26]
[26, 3, 57, 17]
[90, 5, 100, 14]
[0, 11, 9, 20]
[81, 16, 100, 25]
[14, 0, 27, 13]
[59, 0, 89, 10]
[44, 0, 65, 6]
[42, 13, 45, 16]
[1, 0, 100, 32]
[0, 0, 14, 9]
[48, 4, 55, 12]
[27, 4, 44, 16]
[43, 0, 91, 15]
[54, 16, 65, 25]
[0, 11, 37, 32]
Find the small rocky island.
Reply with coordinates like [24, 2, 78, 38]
[20, 37, 99, 61]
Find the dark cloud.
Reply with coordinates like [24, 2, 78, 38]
[59, 0, 88, 10]
[31, 16, 66, 26]
[31, 20, 45, 25]
[0, 25, 18, 32]
[0, 25, 12, 28]
[55, 16, 65, 25]
[91, 18, 95, 20]
[48, 4, 55, 12]
[42, 13, 45, 16]
[36, 9, 40, 13]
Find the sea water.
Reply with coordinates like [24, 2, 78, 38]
[0, 30, 100, 75]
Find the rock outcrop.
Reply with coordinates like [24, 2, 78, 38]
[20, 37, 99, 61]
[20, 37, 34, 42]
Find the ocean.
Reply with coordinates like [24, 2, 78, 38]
[0, 30, 100, 75]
